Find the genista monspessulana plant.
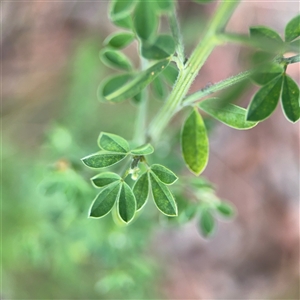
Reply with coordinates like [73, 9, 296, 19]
[82, 0, 300, 237]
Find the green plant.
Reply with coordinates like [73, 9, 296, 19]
[82, 0, 299, 237]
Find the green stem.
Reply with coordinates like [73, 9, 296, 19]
[279, 54, 300, 64]
[147, 0, 240, 142]
[183, 69, 253, 106]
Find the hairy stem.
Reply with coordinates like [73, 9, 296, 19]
[147, 0, 240, 142]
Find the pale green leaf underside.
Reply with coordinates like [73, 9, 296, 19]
[181, 108, 209, 175]
[89, 182, 121, 218]
[198, 98, 258, 130]
[82, 151, 126, 169]
[117, 182, 137, 223]
[133, 172, 149, 211]
[131, 143, 154, 155]
[105, 59, 170, 102]
[91, 172, 121, 188]
[98, 132, 130, 153]
[150, 164, 178, 185]
[149, 172, 178, 216]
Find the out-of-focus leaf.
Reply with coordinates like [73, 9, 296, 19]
[247, 76, 283, 121]
[89, 181, 121, 218]
[181, 108, 209, 175]
[285, 15, 300, 42]
[133, 172, 149, 211]
[82, 151, 126, 169]
[109, 0, 135, 23]
[192, 0, 214, 3]
[131, 144, 154, 155]
[98, 132, 130, 153]
[251, 63, 284, 85]
[155, 0, 174, 11]
[199, 209, 215, 237]
[117, 182, 136, 223]
[100, 49, 132, 71]
[281, 74, 300, 122]
[152, 76, 167, 100]
[216, 201, 236, 218]
[198, 98, 258, 130]
[104, 32, 135, 49]
[161, 63, 179, 86]
[91, 172, 121, 188]
[150, 164, 178, 185]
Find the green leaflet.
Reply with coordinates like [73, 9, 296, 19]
[91, 172, 121, 188]
[285, 15, 300, 42]
[109, 0, 135, 23]
[149, 172, 178, 216]
[246, 76, 283, 122]
[89, 181, 121, 218]
[192, 0, 214, 3]
[290, 39, 300, 53]
[198, 98, 258, 130]
[104, 32, 135, 49]
[216, 201, 236, 218]
[133, 172, 149, 211]
[161, 64, 179, 86]
[117, 182, 137, 223]
[81, 151, 126, 169]
[100, 49, 132, 71]
[199, 209, 215, 238]
[133, 1, 158, 41]
[98, 74, 132, 101]
[105, 59, 170, 102]
[113, 15, 133, 30]
[98, 132, 130, 153]
[281, 74, 300, 123]
[181, 108, 209, 175]
[152, 76, 167, 100]
[155, 0, 174, 11]
[251, 63, 284, 86]
[141, 35, 176, 60]
[131, 144, 154, 155]
[150, 164, 178, 185]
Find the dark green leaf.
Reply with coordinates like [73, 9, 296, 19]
[117, 182, 137, 223]
[98, 132, 130, 153]
[105, 59, 170, 102]
[150, 164, 178, 185]
[98, 74, 132, 101]
[181, 108, 209, 175]
[216, 201, 236, 218]
[247, 76, 283, 121]
[89, 182, 121, 218]
[91, 172, 121, 188]
[155, 0, 174, 11]
[198, 98, 258, 130]
[161, 63, 179, 86]
[131, 144, 154, 155]
[131, 92, 143, 104]
[133, 172, 149, 211]
[281, 74, 300, 122]
[134, 1, 158, 41]
[82, 151, 127, 169]
[152, 76, 167, 100]
[285, 15, 300, 42]
[251, 63, 284, 85]
[104, 32, 135, 49]
[100, 49, 132, 71]
[149, 172, 178, 216]
[141, 35, 176, 60]
[199, 209, 215, 237]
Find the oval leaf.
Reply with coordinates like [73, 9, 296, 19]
[104, 32, 135, 49]
[133, 1, 158, 41]
[198, 98, 258, 130]
[113, 15, 133, 29]
[199, 209, 215, 238]
[281, 74, 300, 122]
[109, 0, 135, 22]
[155, 0, 174, 11]
[247, 76, 283, 122]
[150, 164, 178, 185]
[285, 15, 300, 42]
[216, 201, 236, 218]
[117, 182, 137, 223]
[105, 59, 170, 102]
[149, 172, 178, 216]
[91, 172, 121, 188]
[98, 132, 130, 153]
[133, 172, 149, 211]
[251, 63, 284, 85]
[131, 144, 154, 156]
[89, 182, 121, 218]
[141, 35, 176, 60]
[82, 151, 126, 169]
[100, 49, 132, 71]
[181, 108, 209, 175]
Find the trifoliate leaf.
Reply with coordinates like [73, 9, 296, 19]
[98, 132, 130, 153]
[117, 182, 136, 223]
[133, 172, 149, 211]
[82, 151, 127, 169]
[198, 98, 258, 130]
[181, 108, 209, 175]
[131, 144, 154, 155]
[199, 209, 215, 237]
[89, 181, 121, 218]
[100, 49, 132, 71]
[285, 15, 300, 42]
[104, 32, 135, 49]
[149, 172, 178, 216]
[91, 172, 121, 188]
[150, 164, 178, 185]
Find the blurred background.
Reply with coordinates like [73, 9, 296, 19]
[2, 1, 299, 299]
